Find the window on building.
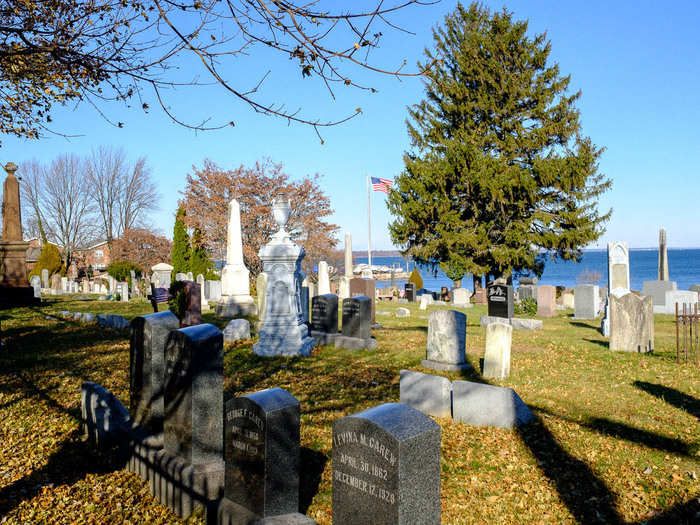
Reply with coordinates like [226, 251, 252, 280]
[94, 250, 104, 258]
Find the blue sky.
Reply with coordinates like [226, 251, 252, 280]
[4, 1, 699, 250]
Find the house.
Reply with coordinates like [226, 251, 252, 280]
[24, 238, 42, 274]
[75, 241, 111, 271]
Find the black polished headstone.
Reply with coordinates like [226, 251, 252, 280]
[130, 311, 180, 434]
[404, 283, 415, 303]
[350, 278, 375, 323]
[311, 294, 338, 334]
[487, 284, 514, 319]
[342, 296, 371, 340]
[224, 388, 300, 518]
[332, 403, 441, 525]
[164, 323, 224, 465]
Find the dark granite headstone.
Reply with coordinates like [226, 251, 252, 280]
[183, 281, 202, 327]
[487, 284, 513, 319]
[350, 278, 375, 323]
[404, 283, 415, 303]
[224, 388, 300, 518]
[164, 323, 223, 465]
[332, 403, 441, 525]
[130, 311, 179, 434]
[311, 294, 338, 334]
[342, 296, 371, 340]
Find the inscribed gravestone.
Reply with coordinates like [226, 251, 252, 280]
[350, 278, 376, 324]
[609, 293, 653, 353]
[164, 324, 224, 465]
[30, 275, 41, 298]
[41, 268, 49, 288]
[487, 284, 513, 318]
[483, 321, 512, 379]
[332, 403, 441, 525]
[224, 388, 300, 518]
[311, 294, 339, 334]
[183, 281, 202, 327]
[335, 296, 377, 350]
[574, 284, 600, 319]
[473, 288, 487, 305]
[404, 283, 415, 303]
[536, 285, 556, 318]
[421, 310, 470, 372]
[130, 311, 179, 434]
[608, 241, 630, 294]
[451, 287, 471, 307]
[257, 272, 268, 322]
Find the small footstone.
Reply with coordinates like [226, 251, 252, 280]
[223, 319, 251, 342]
[399, 370, 451, 418]
[396, 307, 410, 318]
[452, 381, 534, 428]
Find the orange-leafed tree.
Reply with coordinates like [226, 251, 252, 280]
[181, 158, 339, 277]
[112, 228, 172, 271]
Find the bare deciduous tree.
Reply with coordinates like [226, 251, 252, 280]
[85, 147, 159, 247]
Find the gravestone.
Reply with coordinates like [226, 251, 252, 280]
[536, 285, 556, 318]
[223, 319, 251, 342]
[300, 278, 310, 325]
[41, 268, 49, 288]
[311, 294, 339, 345]
[223, 388, 300, 518]
[332, 403, 441, 525]
[82, 279, 90, 294]
[335, 296, 377, 350]
[196, 274, 209, 310]
[339, 232, 353, 300]
[61, 276, 68, 293]
[609, 293, 653, 353]
[176, 272, 188, 282]
[317, 260, 331, 295]
[519, 277, 538, 285]
[452, 381, 534, 428]
[451, 287, 471, 308]
[421, 310, 470, 372]
[30, 275, 41, 298]
[574, 284, 600, 319]
[487, 284, 513, 318]
[254, 198, 314, 357]
[418, 293, 433, 310]
[641, 280, 677, 312]
[473, 288, 487, 305]
[659, 290, 698, 315]
[51, 274, 62, 293]
[404, 283, 415, 303]
[205, 279, 222, 302]
[350, 278, 376, 324]
[482, 321, 512, 379]
[120, 282, 129, 302]
[517, 284, 536, 301]
[186, 271, 194, 281]
[257, 272, 268, 322]
[183, 281, 202, 327]
[560, 292, 575, 309]
[151, 262, 173, 289]
[607, 241, 630, 295]
[130, 311, 179, 435]
[399, 370, 451, 418]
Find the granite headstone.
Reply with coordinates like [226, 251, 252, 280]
[487, 284, 513, 319]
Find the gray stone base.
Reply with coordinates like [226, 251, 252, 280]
[480, 316, 542, 331]
[452, 380, 534, 429]
[334, 336, 378, 350]
[217, 498, 316, 525]
[452, 301, 473, 308]
[310, 330, 339, 346]
[216, 297, 258, 317]
[420, 359, 472, 372]
[371, 323, 384, 330]
[400, 369, 452, 418]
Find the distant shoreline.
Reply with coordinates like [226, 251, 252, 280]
[355, 247, 700, 256]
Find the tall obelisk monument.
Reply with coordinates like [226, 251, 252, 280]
[658, 228, 669, 281]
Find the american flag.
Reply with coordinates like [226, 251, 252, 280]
[371, 177, 393, 194]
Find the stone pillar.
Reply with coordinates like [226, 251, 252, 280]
[0, 162, 33, 291]
[217, 199, 256, 316]
[339, 233, 352, 299]
[317, 260, 330, 295]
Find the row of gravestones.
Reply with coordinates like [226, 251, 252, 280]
[403, 283, 472, 308]
[310, 294, 378, 350]
[127, 310, 442, 524]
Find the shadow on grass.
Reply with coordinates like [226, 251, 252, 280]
[516, 415, 623, 524]
[299, 447, 328, 514]
[570, 321, 601, 331]
[584, 338, 609, 349]
[632, 496, 700, 524]
[634, 381, 700, 421]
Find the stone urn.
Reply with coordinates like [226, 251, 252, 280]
[272, 197, 291, 231]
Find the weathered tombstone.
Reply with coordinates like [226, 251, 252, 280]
[196, 274, 209, 310]
[487, 284, 513, 318]
[451, 287, 471, 308]
[641, 280, 677, 312]
[120, 282, 129, 302]
[223, 319, 251, 342]
[660, 290, 698, 315]
[350, 278, 376, 324]
[186, 271, 194, 281]
[473, 288, 487, 305]
[254, 198, 314, 357]
[176, 272, 188, 282]
[151, 262, 173, 289]
[300, 277, 310, 325]
[396, 307, 410, 318]
[311, 294, 339, 345]
[452, 381, 534, 428]
[332, 403, 441, 525]
[51, 274, 62, 294]
[61, 276, 68, 293]
[317, 260, 331, 295]
[421, 310, 470, 372]
[560, 292, 575, 309]
[536, 285, 556, 318]
[607, 241, 630, 295]
[257, 272, 268, 322]
[221, 388, 301, 520]
[162, 324, 224, 511]
[82, 279, 90, 294]
[30, 275, 41, 298]
[574, 284, 600, 319]
[183, 281, 202, 327]
[399, 370, 451, 418]
[41, 268, 49, 288]
[205, 279, 222, 302]
[517, 284, 537, 301]
[130, 311, 180, 435]
[418, 293, 433, 310]
[482, 321, 512, 379]
[404, 282, 416, 303]
[609, 293, 653, 353]
[335, 296, 377, 350]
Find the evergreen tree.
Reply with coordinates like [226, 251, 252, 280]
[29, 243, 64, 279]
[171, 206, 190, 275]
[189, 228, 215, 278]
[388, 2, 611, 280]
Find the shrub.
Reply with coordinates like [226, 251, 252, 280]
[408, 267, 423, 290]
[107, 261, 142, 282]
[29, 243, 64, 279]
[515, 297, 537, 317]
[168, 280, 188, 321]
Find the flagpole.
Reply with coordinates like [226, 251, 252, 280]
[366, 173, 372, 268]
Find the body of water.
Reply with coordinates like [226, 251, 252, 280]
[357, 249, 700, 292]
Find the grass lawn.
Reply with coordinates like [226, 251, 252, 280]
[0, 295, 698, 524]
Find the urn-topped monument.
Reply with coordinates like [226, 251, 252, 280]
[0, 162, 39, 306]
[216, 198, 257, 317]
[253, 198, 315, 357]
